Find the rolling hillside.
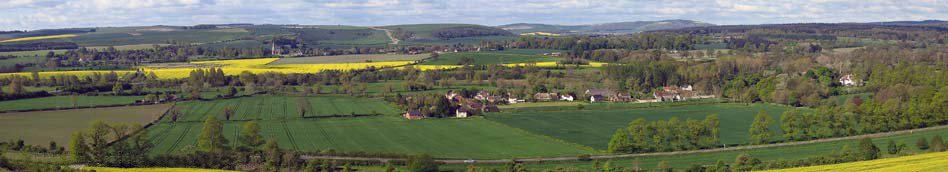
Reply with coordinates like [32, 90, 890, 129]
[498, 19, 714, 34]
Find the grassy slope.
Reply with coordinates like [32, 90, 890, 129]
[443, 126, 948, 171]
[487, 103, 799, 149]
[422, 52, 561, 65]
[269, 54, 430, 64]
[0, 104, 169, 146]
[0, 96, 144, 111]
[165, 96, 401, 122]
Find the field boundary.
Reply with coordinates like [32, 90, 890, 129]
[300, 124, 948, 164]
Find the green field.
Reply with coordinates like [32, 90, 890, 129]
[443, 125, 948, 171]
[0, 104, 169, 146]
[0, 95, 144, 111]
[144, 96, 596, 158]
[165, 96, 401, 122]
[269, 54, 430, 64]
[422, 51, 561, 65]
[487, 103, 800, 149]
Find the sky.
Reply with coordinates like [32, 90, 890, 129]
[1, 0, 947, 30]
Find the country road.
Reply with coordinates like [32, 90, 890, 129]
[300, 124, 948, 164]
[370, 27, 399, 45]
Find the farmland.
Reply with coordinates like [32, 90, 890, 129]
[164, 96, 401, 122]
[443, 125, 948, 171]
[487, 103, 799, 149]
[422, 51, 561, 65]
[0, 34, 78, 43]
[0, 96, 144, 112]
[0, 58, 415, 79]
[764, 151, 948, 172]
[82, 167, 238, 172]
[0, 104, 169, 146]
[144, 96, 595, 158]
[269, 54, 430, 64]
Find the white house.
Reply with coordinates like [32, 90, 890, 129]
[840, 74, 855, 86]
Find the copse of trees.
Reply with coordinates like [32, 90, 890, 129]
[68, 121, 152, 167]
[607, 115, 720, 153]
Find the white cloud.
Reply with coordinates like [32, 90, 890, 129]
[0, 0, 946, 30]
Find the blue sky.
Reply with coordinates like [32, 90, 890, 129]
[1, 0, 947, 30]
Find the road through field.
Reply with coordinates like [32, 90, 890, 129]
[370, 27, 399, 45]
[300, 124, 948, 164]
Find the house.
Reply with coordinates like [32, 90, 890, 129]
[534, 92, 559, 101]
[507, 95, 524, 104]
[445, 91, 459, 100]
[474, 91, 491, 101]
[404, 110, 424, 120]
[456, 109, 470, 118]
[585, 89, 618, 102]
[560, 94, 575, 101]
[612, 93, 633, 102]
[486, 96, 503, 103]
[652, 85, 702, 102]
[840, 74, 855, 86]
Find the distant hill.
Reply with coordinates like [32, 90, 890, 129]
[497, 20, 714, 34]
[868, 20, 948, 28]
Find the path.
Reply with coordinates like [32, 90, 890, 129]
[370, 27, 399, 45]
[300, 125, 948, 164]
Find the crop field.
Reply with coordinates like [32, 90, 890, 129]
[0, 104, 169, 146]
[0, 34, 78, 43]
[83, 167, 237, 172]
[0, 58, 413, 79]
[764, 151, 948, 172]
[164, 96, 401, 122]
[0, 95, 144, 112]
[144, 96, 594, 158]
[487, 103, 798, 149]
[269, 54, 430, 64]
[70, 30, 250, 46]
[146, 117, 596, 158]
[422, 52, 561, 65]
[443, 124, 948, 171]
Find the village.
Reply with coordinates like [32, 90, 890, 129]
[403, 85, 716, 120]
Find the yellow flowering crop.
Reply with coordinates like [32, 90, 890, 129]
[0, 34, 79, 43]
[764, 151, 948, 172]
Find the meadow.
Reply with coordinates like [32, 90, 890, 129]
[487, 103, 799, 149]
[764, 151, 948, 172]
[144, 96, 596, 158]
[0, 104, 169, 146]
[0, 95, 144, 112]
[269, 54, 430, 64]
[443, 125, 948, 171]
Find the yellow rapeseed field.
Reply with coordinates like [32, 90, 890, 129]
[0, 34, 79, 43]
[764, 151, 948, 172]
[0, 58, 415, 79]
[83, 167, 237, 172]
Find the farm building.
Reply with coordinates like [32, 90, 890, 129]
[456, 109, 470, 118]
[653, 85, 705, 102]
[474, 91, 491, 101]
[560, 94, 575, 101]
[534, 92, 559, 101]
[585, 89, 618, 102]
[404, 110, 424, 120]
[840, 74, 855, 86]
[507, 95, 524, 104]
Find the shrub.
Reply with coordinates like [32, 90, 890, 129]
[917, 137, 930, 150]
